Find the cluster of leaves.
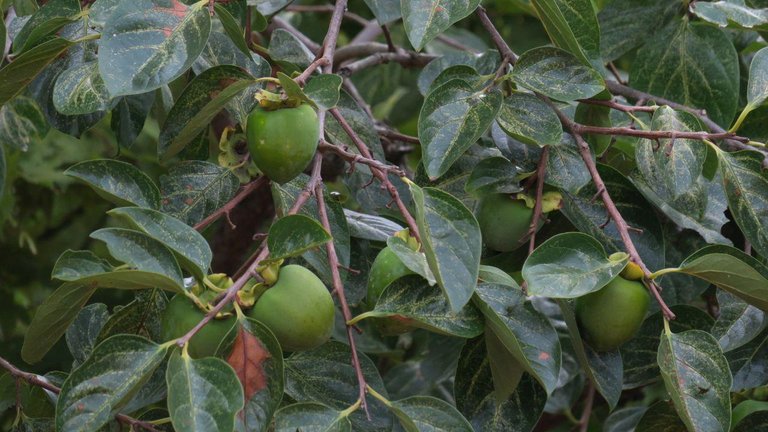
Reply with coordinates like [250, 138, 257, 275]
[1, 0, 768, 431]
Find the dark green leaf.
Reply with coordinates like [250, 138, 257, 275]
[274, 402, 352, 432]
[635, 401, 687, 432]
[658, 329, 732, 432]
[419, 79, 502, 180]
[496, 92, 562, 147]
[56, 335, 168, 431]
[712, 290, 767, 352]
[545, 133, 592, 194]
[214, 3, 250, 56]
[305, 74, 343, 110]
[390, 396, 473, 432]
[473, 281, 562, 394]
[401, 0, 480, 50]
[465, 156, 522, 196]
[12, 0, 79, 53]
[746, 47, 768, 110]
[108, 207, 212, 280]
[604, 406, 647, 432]
[387, 236, 436, 285]
[523, 232, 628, 298]
[0, 96, 49, 151]
[530, 0, 602, 68]
[630, 21, 739, 127]
[52, 61, 111, 115]
[269, 28, 314, 69]
[96, 289, 168, 343]
[160, 161, 240, 226]
[362, 0, 400, 24]
[65, 159, 161, 209]
[598, 0, 680, 61]
[408, 183, 482, 311]
[0, 37, 76, 106]
[166, 350, 244, 432]
[511, 47, 605, 102]
[111, 92, 155, 149]
[727, 327, 768, 391]
[267, 214, 332, 260]
[65, 303, 109, 366]
[99, 0, 212, 96]
[691, 1, 768, 31]
[733, 410, 768, 431]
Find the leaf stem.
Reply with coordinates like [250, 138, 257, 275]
[365, 385, 392, 408]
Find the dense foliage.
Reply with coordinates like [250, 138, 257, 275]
[1, 0, 768, 431]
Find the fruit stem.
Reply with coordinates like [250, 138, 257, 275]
[338, 398, 363, 418]
[365, 385, 392, 408]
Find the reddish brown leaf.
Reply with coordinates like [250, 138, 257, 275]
[226, 327, 271, 402]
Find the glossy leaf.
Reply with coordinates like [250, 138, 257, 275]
[111, 92, 155, 149]
[108, 207, 212, 280]
[305, 74, 343, 111]
[630, 21, 739, 127]
[419, 79, 502, 180]
[90, 228, 185, 290]
[96, 289, 168, 344]
[166, 350, 244, 432]
[523, 232, 628, 298]
[0, 37, 76, 106]
[65, 303, 109, 366]
[275, 402, 352, 432]
[530, 0, 602, 68]
[511, 47, 604, 102]
[99, 0, 212, 96]
[343, 209, 403, 242]
[65, 159, 161, 209]
[473, 280, 562, 395]
[716, 150, 768, 258]
[213, 3, 250, 56]
[0, 96, 49, 151]
[267, 214, 332, 261]
[52, 61, 111, 115]
[746, 47, 768, 109]
[598, 0, 680, 61]
[390, 396, 473, 432]
[712, 290, 768, 352]
[408, 183, 482, 311]
[464, 156, 522, 196]
[401, 0, 481, 50]
[691, 1, 768, 31]
[386, 236, 436, 285]
[12, 0, 79, 53]
[363, 0, 401, 24]
[56, 335, 168, 432]
[635, 401, 687, 432]
[160, 161, 240, 226]
[545, 133, 592, 194]
[496, 92, 562, 147]
[658, 329, 732, 432]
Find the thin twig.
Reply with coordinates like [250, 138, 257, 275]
[528, 146, 549, 255]
[571, 123, 749, 144]
[578, 383, 595, 432]
[319, 140, 405, 176]
[375, 127, 420, 144]
[294, 0, 348, 84]
[476, 6, 517, 63]
[0, 356, 161, 432]
[577, 98, 657, 113]
[286, 4, 369, 27]
[194, 177, 267, 231]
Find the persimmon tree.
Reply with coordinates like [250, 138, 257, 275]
[1, 0, 768, 431]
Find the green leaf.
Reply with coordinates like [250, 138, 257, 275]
[658, 329, 732, 432]
[621, 306, 714, 389]
[408, 183, 482, 311]
[89, 0, 121, 27]
[343, 209, 403, 242]
[285, 341, 393, 430]
[711, 291, 767, 352]
[56, 335, 168, 432]
[213, 3, 250, 56]
[523, 232, 628, 298]
[268, 28, 314, 69]
[111, 92, 155, 149]
[727, 327, 768, 390]
[366, 275, 484, 338]
[363, 0, 401, 24]
[52, 61, 111, 115]
[90, 228, 185, 290]
[249, 0, 292, 15]
[390, 396, 473, 432]
[0, 96, 49, 151]
[160, 160, 240, 226]
[635, 107, 708, 199]
[96, 289, 168, 344]
[496, 92, 563, 147]
[305, 74, 343, 111]
[65, 159, 161, 209]
[691, 1, 768, 31]
[99, 0, 212, 96]
[166, 350, 244, 432]
[419, 79, 502, 180]
[65, 303, 109, 366]
[159, 65, 255, 160]
[108, 207, 212, 280]
[512, 47, 604, 102]
[0, 145, 5, 200]
[455, 338, 547, 431]
[325, 91, 386, 161]
[275, 402, 352, 432]
[716, 150, 768, 258]
[12, 0, 79, 53]
[598, 0, 680, 61]
[673, 245, 768, 312]
[401, 0, 481, 51]
[635, 401, 687, 432]
[267, 214, 332, 260]
[530, 0, 602, 68]
[733, 410, 768, 431]
[0, 37, 76, 106]
[545, 133, 592, 194]
[21, 281, 99, 363]
[473, 281, 562, 395]
[746, 47, 768, 111]
[387, 236, 436, 285]
[630, 21, 739, 127]
[604, 407, 647, 432]
[464, 156, 522, 196]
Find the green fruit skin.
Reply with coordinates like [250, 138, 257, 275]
[575, 277, 650, 351]
[367, 247, 415, 308]
[248, 265, 334, 352]
[475, 194, 536, 252]
[161, 295, 236, 358]
[246, 104, 319, 184]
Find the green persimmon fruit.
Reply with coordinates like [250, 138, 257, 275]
[161, 294, 236, 358]
[246, 103, 319, 184]
[620, 261, 645, 281]
[732, 400, 768, 427]
[475, 194, 537, 252]
[575, 276, 650, 351]
[367, 246, 415, 308]
[248, 265, 334, 352]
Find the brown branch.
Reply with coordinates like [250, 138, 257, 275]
[578, 383, 595, 432]
[0, 356, 161, 432]
[294, 0, 348, 84]
[339, 51, 437, 76]
[314, 182, 370, 416]
[577, 98, 658, 113]
[528, 146, 550, 255]
[329, 108, 421, 243]
[375, 127, 420, 144]
[319, 139, 405, 176]
[194, 177, 267, 231]
[476, 6, 517, 63]
[285, 4, 369, 27]
[570, 123, 750, 144]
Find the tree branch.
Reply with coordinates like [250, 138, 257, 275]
[570, 123, 750, 143]
[528, 146, 549, 255]
[194, 177, 268, 231]
[294, 0, 348, 84]
[0, 356, 161, 432]
[319, 139, 405, 176]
